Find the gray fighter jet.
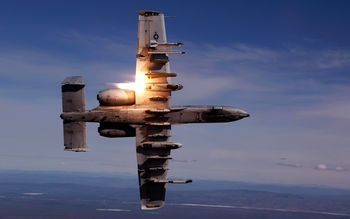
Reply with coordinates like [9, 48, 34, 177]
[60, 10, 249, 210]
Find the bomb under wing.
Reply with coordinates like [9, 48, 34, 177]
[60, 10, 249, 210]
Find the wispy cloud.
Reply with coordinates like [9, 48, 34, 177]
[0, 48, 135, 102]
[315, 164, 328, 170]
[58, 31, 135, 57]
[0, 49, 76, 81]
[2, 37, 348, 105]
[0, 31, 136, 84]
[276, 161, 349, 173]
[314, 164, 348, 172]
[23, 193, 45, 196]
[289, 48, 350, 69]
[183, 43, 350, 71]
[170, 42, 350, 107]
[276, 162, 302, 168]
[200, 43, 279, 63]
[299, 101, 350, 120]
[173, 74, 270, 103]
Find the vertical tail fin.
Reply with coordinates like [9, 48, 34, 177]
[61, 76, 88, 152]
[62, 76, 86, 113]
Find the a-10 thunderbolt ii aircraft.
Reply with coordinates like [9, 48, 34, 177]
[60, 10, 249, 210]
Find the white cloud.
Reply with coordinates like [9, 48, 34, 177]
[314, 164, 349, 172]
[315, 164, 328, 170]
[335, 166, 346, 171]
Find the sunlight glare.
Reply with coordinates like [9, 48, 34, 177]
[134, 73, 146, 92]
[114, 72, 145, 92]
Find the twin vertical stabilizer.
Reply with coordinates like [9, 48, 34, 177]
[61, 76, 88, 152]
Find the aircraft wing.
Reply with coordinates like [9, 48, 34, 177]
[135, 11, 188, 209]
[136, 124, 172, 209]
[135, 10, 182, 108]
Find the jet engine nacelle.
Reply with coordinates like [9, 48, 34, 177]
[98, 123, 135, 138]
[97, 88, 135, 106]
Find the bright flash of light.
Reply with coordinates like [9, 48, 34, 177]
[134, 73, 146, 92]
[115, 82, 136, 90]
[112, 72, 146, 92]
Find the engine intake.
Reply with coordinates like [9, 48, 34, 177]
[97, 88, 135, 106]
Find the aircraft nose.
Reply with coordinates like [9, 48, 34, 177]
[223, 107, 250, 121]
[242, 113, 250, 118]
[236, 109, 250, 118]
[241, 112, 250, 118]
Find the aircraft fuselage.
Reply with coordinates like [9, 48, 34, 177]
[60, 105, 249, 125]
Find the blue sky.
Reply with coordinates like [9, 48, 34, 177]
[0, 0, 350, 189]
